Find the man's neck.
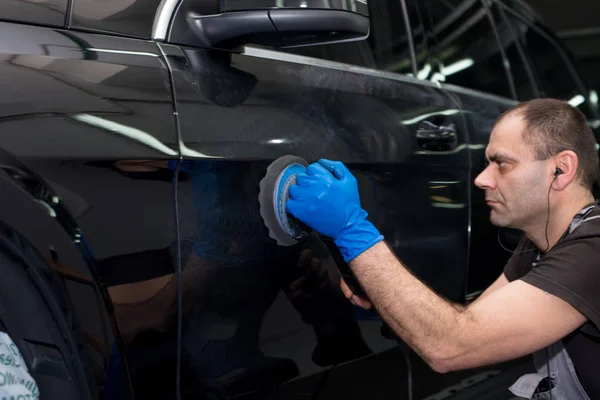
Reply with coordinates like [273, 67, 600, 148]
[525, 193, 596, 252]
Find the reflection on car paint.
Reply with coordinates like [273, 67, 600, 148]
[163, 39, 473, 397]
[174, 160, 373, 397]
[71, 0, 163, 38]
[0, 22, 179, 400]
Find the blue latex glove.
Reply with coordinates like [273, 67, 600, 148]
[287, 159, 384, 263]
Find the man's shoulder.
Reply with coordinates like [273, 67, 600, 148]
[504, 204, 600, 281]
[562, 204, 600, 243]
[522, 206, 600, 332]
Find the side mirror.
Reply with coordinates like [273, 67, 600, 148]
[165, 0, 370, 50]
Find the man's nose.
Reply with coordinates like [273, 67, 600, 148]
[474, 165, 495, 190]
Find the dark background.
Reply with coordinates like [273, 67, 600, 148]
[526, 0, 600, 91]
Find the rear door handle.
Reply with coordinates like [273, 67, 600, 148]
[416, 121, 457, 151]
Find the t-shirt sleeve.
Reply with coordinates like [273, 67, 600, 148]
[503, 237, 535, 282]
[519, 236, 600, 330]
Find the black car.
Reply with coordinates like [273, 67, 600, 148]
[0, 0, 598, 399]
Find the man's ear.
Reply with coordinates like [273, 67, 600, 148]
[553, 150, 578, 190]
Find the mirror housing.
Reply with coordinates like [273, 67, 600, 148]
[166, 0, 370, 50]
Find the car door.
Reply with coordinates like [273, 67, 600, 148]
[161, 1, 471, 399]
[0, 6, 180, 400]
[407, 0, 521, 299]
[417, 0, 600, 297]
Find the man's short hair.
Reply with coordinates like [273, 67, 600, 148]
[496, 98, 599, 190]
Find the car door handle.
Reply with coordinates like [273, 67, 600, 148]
[416, 121, 458, 151]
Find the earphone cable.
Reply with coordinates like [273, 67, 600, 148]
[542, 176, 555, 253]
[497, 174, 558, 254]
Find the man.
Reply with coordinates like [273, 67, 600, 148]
[286, 98, 600, 399]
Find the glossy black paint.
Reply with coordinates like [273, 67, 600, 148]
[223, 0, 369, 15]
[0, 150, 101, 400]
[161, 42, 471, 397]
[0, 20, 179, 399]
[70, 0, 162, 38]
[179, 9, 368, 51]
[1, 0, 599, 399]
[0, 0, 67, 28]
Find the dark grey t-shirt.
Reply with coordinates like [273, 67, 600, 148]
[504, 204, 600, 398]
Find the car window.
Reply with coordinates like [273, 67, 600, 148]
[367, 0, 421, 75]
[500, 8, 595, 118]
[488, 3, 539, 101]
[282, 0, 417, 75]
[416, 0, 514, 99]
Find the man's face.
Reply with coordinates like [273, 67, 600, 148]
[474, 114, 551, 229]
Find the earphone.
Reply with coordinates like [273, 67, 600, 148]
[555, 167, 563, 176]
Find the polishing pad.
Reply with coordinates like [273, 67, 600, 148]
[259, 155, 310, 246]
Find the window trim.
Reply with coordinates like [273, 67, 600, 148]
[153, 0, 182, 40]
[491, 0, 541, 99]
[400, 0, 419, 77]
[494, 0, 590, 105]
[480, 0, 517, 100]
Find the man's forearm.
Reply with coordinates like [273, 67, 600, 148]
[349, 241, 467, 368]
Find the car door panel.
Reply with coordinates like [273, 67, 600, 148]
[442, 86, 517, 296]
[162, 42, 471, 398]
[0, 21, 180, 400]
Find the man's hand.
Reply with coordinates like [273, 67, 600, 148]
[287, 159, 384, 262]
[340, 277, 372, 310]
